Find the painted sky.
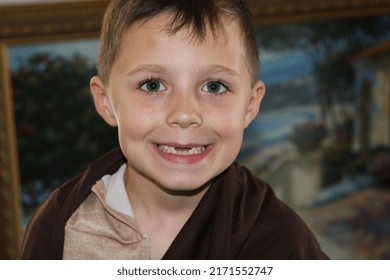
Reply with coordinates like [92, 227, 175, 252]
[7, 38, 313, 86]
[8, 38, 99, 72]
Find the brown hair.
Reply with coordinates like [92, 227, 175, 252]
[97, 0, 259, 84]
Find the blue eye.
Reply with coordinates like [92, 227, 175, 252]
[202, 80, 228, 95]
[139, 78, 166, 93]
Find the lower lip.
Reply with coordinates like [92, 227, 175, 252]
[153, 144, 213, 164]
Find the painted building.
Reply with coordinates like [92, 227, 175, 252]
[350, 41, 390, 153]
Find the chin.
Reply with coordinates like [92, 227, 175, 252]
[152, 173, 217, 195]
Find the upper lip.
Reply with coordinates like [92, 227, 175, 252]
[157, 143, 209, 148]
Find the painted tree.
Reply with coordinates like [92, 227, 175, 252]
[257, 15, 390, 128]
[12, 53, 118, 218]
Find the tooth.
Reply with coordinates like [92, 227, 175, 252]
[158, 144, 207, 155]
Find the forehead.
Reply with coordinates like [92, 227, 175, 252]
[133, 12, 240, 46]
[116, 13, 247, 64]
[109, 13, 253, 84]
[143, 16, 234, 47]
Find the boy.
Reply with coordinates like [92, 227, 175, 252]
[20, 0, 328, 259]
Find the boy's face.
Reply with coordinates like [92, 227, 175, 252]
[91, 14, 265, 192]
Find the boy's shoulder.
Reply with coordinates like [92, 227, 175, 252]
[40, 147, 126, 212]
[19, 147, 126, 259]
[207, 162, 328, 259]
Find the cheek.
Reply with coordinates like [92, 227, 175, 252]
[215, 117, 245, 163]
[211, 102, 248, 134]
[215, 110, 244, 142]
[115, 97, 159, 130]
[117, 115, 157, 144]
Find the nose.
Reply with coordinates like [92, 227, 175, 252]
[166, 92, 202, 128]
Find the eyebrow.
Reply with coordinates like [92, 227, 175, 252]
[197, 65, 241, 79]
[126, 64, 241, 78]
[127, 64, 170, 76]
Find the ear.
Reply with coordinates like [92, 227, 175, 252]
[244, 80, 265, 128]
[90, 76, 118, 127]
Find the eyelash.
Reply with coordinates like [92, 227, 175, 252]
[136, 77, 230, 95]
[137, 76, 164, 89]
[203, 80, 230, 95]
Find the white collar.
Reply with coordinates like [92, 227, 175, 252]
[102, 163, 134, 218]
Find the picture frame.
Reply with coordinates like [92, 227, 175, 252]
[0, 0, 389, 259]
[0, 0, 108, 260]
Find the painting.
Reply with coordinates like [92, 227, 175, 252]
[8, 38, 118, 227]
[237, 15, 390, 259]
[1, 0, 390, 260]
[0, 0, 110, 259]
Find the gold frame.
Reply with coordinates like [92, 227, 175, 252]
[252, 0, 390, 25]
[0, 0, 389, 259]
[0, 0, 109, 260]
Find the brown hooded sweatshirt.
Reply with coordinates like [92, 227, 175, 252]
[19, 147, 328, 260]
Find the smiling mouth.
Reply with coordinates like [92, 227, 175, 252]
[157, 144, 208, 155]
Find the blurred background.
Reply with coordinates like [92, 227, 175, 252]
[0, 0, 389, 259]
